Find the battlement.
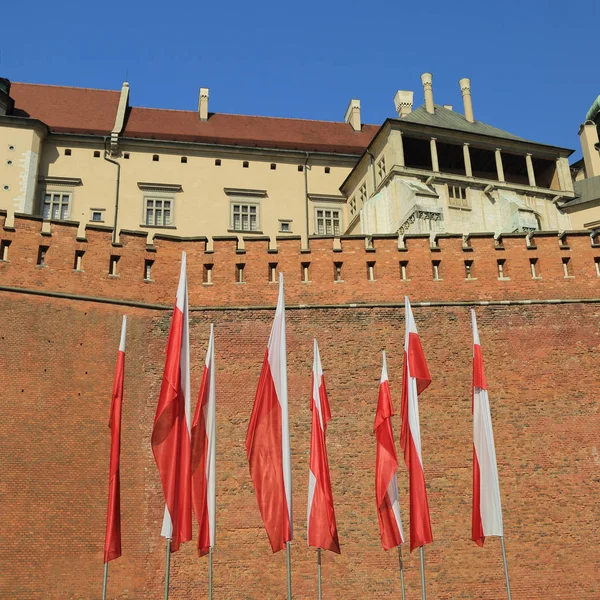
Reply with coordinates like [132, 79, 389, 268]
[1, 211, 599, 308]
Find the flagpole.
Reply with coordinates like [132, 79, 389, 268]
[286, 541, 292, 599]
[317, 548, 322, 600]
[209, 546, 213, 600]
[419, 546, 427, 600]
[397, 546, 406, 600]
[164, 539, 171, 600]
[500, 537, 512, 600]
[102, 563, 108, 600]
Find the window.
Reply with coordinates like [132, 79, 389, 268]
[144, 259, 154, 281]
[269, 263, 278, 283]
[124, 153, 130, 159]
[497, 259, 507, 279]
[377, 156, 386, 181]
[400, 261, 409, 281]
[236, 263, 245, 283]
[301, 262, 310, 283]
[562, 257, 573, 278]
[279, 221, 291, 233]
[215, 159, 221, 166]
[37, 246, 48, 267]
[349, 196, 356, 216]
[270, 163, 277, 170]
[93, 151, 100, 158]
[465, 260, 474, 279]
[334, 262, 343, 282]
[325, 166, 331, 174]
[231, 204, 258, 232]
[181, 157, 187, 164]
[359, 182, 368, 205]
[316, 209, 341, 236]
[42, 192, 70, 220]
[530, 258, 539, 278]
[203, 264, 213, 284]
[145, 198, 172, 227]
[74, 250, 84, 271]
[153, 154, 159, 162]
[65, 149, 72, 156]
[298, 165, 304, 172]
[91, 210, 103, 222]
[0, 240, 11, 261]
[432, 260, 441, 280]
[448, 185, 469, 209]
[243, 161, 249, 168]
[367, 261, 376, 281]
[595, 258, 600, 277]
[109, 255, 120, 276]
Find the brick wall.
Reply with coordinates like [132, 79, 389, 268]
[0, 213, 599, 599]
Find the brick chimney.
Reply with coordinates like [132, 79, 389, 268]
[198, 87, 209, 121]
[345, 99, 361, 131]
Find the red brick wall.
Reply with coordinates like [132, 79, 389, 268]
[0, 214, 599, 599]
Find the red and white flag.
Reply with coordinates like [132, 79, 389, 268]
[307, 339, 340, 554]
[245, 274, 293, 553]
[401, 296, 433, 551]
[151, 252, 192, 552]
[103, 315, 127, 563]
[191, 324, 216, 556]
[471, 309, 503, 547]
[374, 351, 405, 551]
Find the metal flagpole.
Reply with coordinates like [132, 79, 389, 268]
[164, 538, 171, 600]
[419, 546, 427, 600]
[397, 546, 406, 600]
[286, 541, 292, 600]
[209, 546, 213, 600]
[102, 563, 108, 600]
[317, 548, 322, 600]
[500, 537, 512, 600]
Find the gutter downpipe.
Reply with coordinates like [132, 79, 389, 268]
[304, 152, 310, 247]
[103, 138, 121, 244]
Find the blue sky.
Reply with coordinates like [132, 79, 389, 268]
[2, 0, 597, 158]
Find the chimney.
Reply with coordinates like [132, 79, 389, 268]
[345, 99, 361, 131]
[459, 78, 474, 123]
[198, 87, 209, 121]
[421, 73, 434, 114]
[0, 78, 14, 116]
[579, 121, 600, 178]
[393, 90, 414, 117]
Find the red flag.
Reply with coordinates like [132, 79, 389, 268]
[103, 315, 127, 563]
[401, 296, 433, 551]
[471, 309, 503, 547]
[191, 325, 216, 557]
[307, 339, 340, 554]
[245, 274, 293, 553]
[374, 351, 405, 551]
[151, 252, 192, 552]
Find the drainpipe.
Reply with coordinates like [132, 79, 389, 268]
[304, 152, 310, 245]
[103, 137, 121, 244]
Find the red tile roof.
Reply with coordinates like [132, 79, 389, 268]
[9, 83, 378, 155]
[11, 83, 120, 136]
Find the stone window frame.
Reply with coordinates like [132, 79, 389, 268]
[143, 194, 175, 228]
[447, 184, 471, 210]
[225, 188, 267, 234]
[38, 177, 82, 221]
[314, 205, 343, 236]
[138, 182, 182, 229]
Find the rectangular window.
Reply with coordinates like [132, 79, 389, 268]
[432, 260, 441, 280]
[595, 258, 600, 277]
[400, 261, 408, 281]
[359, 182, 368, 205]
[74, 250, 84, 271]
[145, 198, 173, 227]
[530, 258, 539, 278]
[42, 192, 70, 220]
[334, 262, 343, 282]
[269, 263, 278, 283]
[465, 260, 474, 279]
[349, 196, 357, 216]
[91, 210, 103, 222]
[37, 246, 48, 267]
[316, 209, 341, 236]
[236, 263, 245, 283]
[367, 261, 376, 281]
[279, 221, 291, 233]
[203, 264, 213, 284]
[562, 257, 573, 278]
[377, 156, 386, 181]
[231, 204, 258, 232]
[144, 259, 154, 281]
[448, 185, 469, 209]
[301, 262, 310, 283]
[0, 240, 10, 261]
[109, 255, 120, 276]
[497, 259, 506, 279]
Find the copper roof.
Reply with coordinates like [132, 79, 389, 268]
[9, 82, 378, 154]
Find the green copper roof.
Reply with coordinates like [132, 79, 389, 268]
[585, 95, 600, 123]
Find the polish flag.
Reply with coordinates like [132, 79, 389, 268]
[471, 310, 503, 547]
[103, 315, 127, 563]
[374, 351, 405, 551]
[401, 296, 433, 551]
[191, 324, 217, 556]
[307, 339, 340, 554]
[245, 274, 293, 553]
[151, 252, 192, 552]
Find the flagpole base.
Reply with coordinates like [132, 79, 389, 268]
[164, 539, 171, 600]
[286, 541, 292, 600]
[397, 546, 406, 600]
[102, 562, 108, 600]
[419, 546, 427, 600]
[500, 537, 512, 600]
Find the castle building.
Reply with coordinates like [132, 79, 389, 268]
[0, 74, 583, 246]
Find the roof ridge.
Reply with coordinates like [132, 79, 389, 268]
[12, 82, 120, 94]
